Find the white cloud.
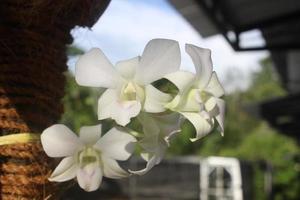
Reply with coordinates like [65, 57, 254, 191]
[70, 0, 268, 92]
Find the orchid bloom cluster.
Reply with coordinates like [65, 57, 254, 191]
[41, 39, 225, 191]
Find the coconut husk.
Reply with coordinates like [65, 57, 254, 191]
[0, 0, 110, 199]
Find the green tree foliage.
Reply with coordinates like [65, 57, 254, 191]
[242, 58, 286, 103]
[170, 57, 299, 199]
[61, 45, 103, 133]
[60, 72, 100, 133]
[66, 45, 85, 56]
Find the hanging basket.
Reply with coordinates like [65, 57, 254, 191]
[0, 0, 110, 199]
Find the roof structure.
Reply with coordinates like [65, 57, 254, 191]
[169, 0, 300, 51]
[169, 0, 300, 142]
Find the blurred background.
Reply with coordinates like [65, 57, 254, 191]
[62, 0, 300, 199]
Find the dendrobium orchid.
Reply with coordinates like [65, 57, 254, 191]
[41, 124, 136, 191]
[165, 44, 225, 141]
[75, 39, 180, 126]
[129, 113, 181, 175]
[41, 39, 226, 191]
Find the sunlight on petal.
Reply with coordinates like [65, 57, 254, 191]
[41, 124, 82, 157]
[116, 56, 140, 80]
[135, 39, 180, 85]
[186, 44, 213, 89]
[205, 72, 225, 97]
[144, 85, 172, 113]
[180, 112, 212, 141]
[75, 48, 122, 88]
[164, 71, 195, 92]
[79, 124, 102, 145]
[49, 156, 77, 182]
[102, 156, 129, 179]
[98, 89, 141, 126]
[94, 127, 136, 161]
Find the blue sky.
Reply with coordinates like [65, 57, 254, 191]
[70, 0, 268, 91]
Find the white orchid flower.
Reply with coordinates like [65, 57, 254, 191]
[75, 39, 180, 126]
[129, 113, 181, 175]
[41, 124, 136, 192]
[165, 44, 225, 141]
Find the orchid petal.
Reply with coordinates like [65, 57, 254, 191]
[113, 100, 141, 126]
[216, 98, 225, 136]
[135, 39, 180, 85]
[102, 156, 129, 179]
[164, 71, 195, 92]
[186, 44, 213, 89]
[204, 97, 217, 113]
[41, 124, 82, 157]
[157, 113, 181, 139]
[75, 48, 122, 88]
[139, 133, 159, 153]
[205, 72, 225, 97]
[77, 164, 102, 192]
[129, 151, 164, 176]
[49, 156, 77, 182]
[116, 56, 140, 80]
[129, 155, 158, 175]
[165, 94, 180, 109]
[133, 113, 179, 175]
[98, 89, 141, 126]
[138, 112, 160, 135]
[138, 112, 180, 151]
[152, 113, 181, 138]
[180, 112, 213, 141]
[137, 114, 160, 153]
[144, 85, 172, 113]
[79, 124, 102, 145]
[174, 89, 202, 112]
[94, 127, 136, 161]
[141, 152, 151, 162]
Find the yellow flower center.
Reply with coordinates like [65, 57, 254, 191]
[78, 147, 100, 168]
[199, 91, 210, 102]
[123, 82, 137, 100]
[120, 81, 145, 102]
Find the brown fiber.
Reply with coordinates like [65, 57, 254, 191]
[0, 0, 110, 199]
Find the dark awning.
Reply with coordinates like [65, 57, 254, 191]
[169, 0, 300, 51]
